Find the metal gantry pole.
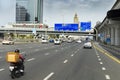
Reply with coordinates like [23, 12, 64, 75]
[93, 28, 98, 41]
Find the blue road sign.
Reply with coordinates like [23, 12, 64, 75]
[54, 23, 78, 31]
[80, 22, 91, 31]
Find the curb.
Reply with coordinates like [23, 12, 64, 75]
[92, 42, 120, 64]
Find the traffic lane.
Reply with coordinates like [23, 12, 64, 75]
[0, 42, 60, 60]
[0, 41, 82, 80]
[49, 47, 106, 80]
[94, 48, 120, 80]
[0, 43, 57, 68]
[0, 42, 65, 68]
[0, 41, 79, 68]
[21, 41, 84, 80]
[0, 42, 53, 53]
[0, 41, 81, 68]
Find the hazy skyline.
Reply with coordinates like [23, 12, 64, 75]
[0, 0, 116, 27]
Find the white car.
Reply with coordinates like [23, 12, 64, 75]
[77, 40, 82, 43]
[54, 39, 61, 45]
[2, 40, 14, 45]
[83, 42, 92, 48]
[41, 39, 48, 43]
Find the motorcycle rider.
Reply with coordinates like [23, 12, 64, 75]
[10, 49, 25, 72]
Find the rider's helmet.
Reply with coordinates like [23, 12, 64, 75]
[14, 49, 20, 53]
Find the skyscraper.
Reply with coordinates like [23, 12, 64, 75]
[16, 0, 43, 23]
[16, 0, 29, 22]
[37, 0, 43, 23]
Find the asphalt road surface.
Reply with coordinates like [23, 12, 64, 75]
[0, 42, 120, 80]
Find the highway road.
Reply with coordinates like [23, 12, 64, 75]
[0, 42, 120, 80]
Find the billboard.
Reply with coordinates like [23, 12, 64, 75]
[80, 22, 91, 31]
[54, 23, 79, 31]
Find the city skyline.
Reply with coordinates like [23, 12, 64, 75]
[0, 0, 116, 27]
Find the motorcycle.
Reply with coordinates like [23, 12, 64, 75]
[9, 63, 24, 79]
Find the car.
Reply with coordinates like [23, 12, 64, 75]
[54, 39, 61, 45]
[2, 40, 14, 45]
[49, 39, 54, 43]
[83, 42, 92, 49]
[41, 39, 48, 43]
[76, 40, 82, 43]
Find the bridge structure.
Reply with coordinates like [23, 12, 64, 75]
[0, 23, 94, 36]
[95, 0, 120, 46]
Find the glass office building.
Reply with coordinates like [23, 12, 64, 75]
[16, 0, 43, 23]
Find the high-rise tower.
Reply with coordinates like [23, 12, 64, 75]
[16, 0, 43, 23]
[74, 13, 79, 23]
[37, 0, 43, 23]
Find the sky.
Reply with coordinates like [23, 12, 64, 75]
[0, 0, 116, 27]
[0, 0, 16, 26]
[43, 0, 116, 27]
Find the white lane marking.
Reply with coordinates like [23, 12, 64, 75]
[95, 48, 100, 56]
[102, 67, 106, 71]
[75, 51, 77, 53]
[98, 58, 101, 61]
[43, 72, 54, 80]
[55, 50, 58, 52]
[105, 75, 110, 79]
[45, 53, 50, 55]
[27, 58, 35, 61]
[71, 54, 74, 57]
[100, 62, 103, 64]
[96, 54, 99, 56]
[44, 47, 48, 49]
[97, 56, 100, 58]
[35, 49, 39, 51]
[61, 48, 63, 50]
[21, 52, 25, 54]
[63, 60, 68, 63]
[0, 68, 5, 71]
[0, 56, 2, 59]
